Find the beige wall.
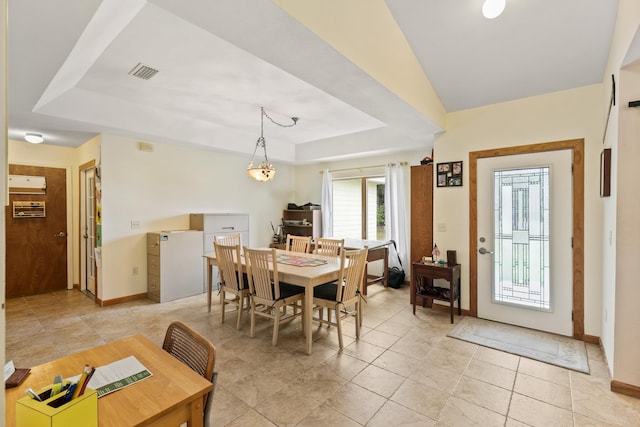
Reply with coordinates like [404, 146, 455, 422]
[8, 134, 296, 302]
[434, 84, 604, 336]
[603, 0, 640, 387]
[601, 0, 640, 387]
[98, 135, 296, 301]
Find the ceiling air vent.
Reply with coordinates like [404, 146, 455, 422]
[128, 62, 159, 80]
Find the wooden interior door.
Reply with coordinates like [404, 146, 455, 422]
[6, 165, 68, 297]
[410, 164, 433, 264]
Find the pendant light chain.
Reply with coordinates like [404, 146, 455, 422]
[247, 106, 299, 182]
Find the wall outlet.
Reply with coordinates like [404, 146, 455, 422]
[132, 266, 139, 276]
[437, 223, 447, 232]
[131, 220, 140, 230]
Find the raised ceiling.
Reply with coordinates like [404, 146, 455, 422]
[7, 0, 618, 164]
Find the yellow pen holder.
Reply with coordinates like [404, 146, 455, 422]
[16, 384, 97, 427]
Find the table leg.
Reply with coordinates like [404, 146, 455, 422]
[450, 297, 454, 324]
[189, 397, 204, 427]
[207, 260, 212, 313]
[458, 277, 462, 315]
[305, 288, 313, 355]
[383, 247, 389, 288]
[362, 262, 368, 296]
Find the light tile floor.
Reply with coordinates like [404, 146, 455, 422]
[6, 286, 640, 426]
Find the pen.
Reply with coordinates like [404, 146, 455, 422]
[63, 383, 77, 403]
[26, 388, 43, 402]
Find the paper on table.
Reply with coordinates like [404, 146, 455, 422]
[68, 355, 153, 398]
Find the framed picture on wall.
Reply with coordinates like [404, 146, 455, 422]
[436, 161, 463, 187]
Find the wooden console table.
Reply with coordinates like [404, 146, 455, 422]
[412, 262, 461, 323]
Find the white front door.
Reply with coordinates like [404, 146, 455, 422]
[477, 150, 573, 336]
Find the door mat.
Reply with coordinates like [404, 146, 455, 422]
[448, 317, 589, 374]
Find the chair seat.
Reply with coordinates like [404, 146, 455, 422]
[277, 282, 304, 299]
[313, 282, 341, 301]
[223, 273, 249, 290]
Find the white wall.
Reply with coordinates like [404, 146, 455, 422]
[615, 64, 640, 390]
[99, 135, 295, 301]
[433, 84, 604, 337]
[601, 0, 640, 386]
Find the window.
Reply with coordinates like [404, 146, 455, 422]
[332, 176, 385, 240]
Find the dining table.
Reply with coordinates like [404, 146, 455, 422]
[5, 334, 213, 427]
[205, 249, 342, 355]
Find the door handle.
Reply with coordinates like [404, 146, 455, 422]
[478, 247, 494, 255]
[54, 231, 67, 238]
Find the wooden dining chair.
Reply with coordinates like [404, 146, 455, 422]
[285, 234, 312, 253]
[163, 321, 217, 427]
[312, 247, 368, 349]
[214, 232, 242, 246]
[214, 242, 250, 330]
[312, 237, 344, 256]
[243, 247, 305, 346]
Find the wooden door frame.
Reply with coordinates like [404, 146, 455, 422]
[78, 160, 97, 301]
[469, 139, 584, 339]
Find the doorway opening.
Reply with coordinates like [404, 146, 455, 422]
[469, 139, 585, 339]
[79, 160, 97, 299]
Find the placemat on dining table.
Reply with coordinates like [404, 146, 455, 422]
[274, 254, 328, 267]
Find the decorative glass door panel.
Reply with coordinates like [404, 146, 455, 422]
[493, 167, 550, 310]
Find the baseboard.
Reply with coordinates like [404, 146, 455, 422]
[611, 380, 640, 399]
[98, 292, 148, 307]
[582, 334, 599, 345]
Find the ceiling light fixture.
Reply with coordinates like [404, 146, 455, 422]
[247, 107, 298, 182]
[482, 0, 505, 19]
[25, 132, 44, 144]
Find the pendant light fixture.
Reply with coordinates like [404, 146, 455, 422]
[247, 107, 298, 182]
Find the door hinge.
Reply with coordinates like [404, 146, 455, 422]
[571, 237, 574, 248]
[571, 311, 574, 321]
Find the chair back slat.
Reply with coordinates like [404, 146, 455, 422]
[244, 247, 280, 301]
[285, 234, 312, 253]
[340, 247, 369, 303]
[214, 242, 242, 291]
[214, 233, 242, 247]
[313, 238, 344, 256]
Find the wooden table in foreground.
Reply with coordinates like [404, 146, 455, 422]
[5, 334, 212, 427]
[206, 249, 342, 355]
